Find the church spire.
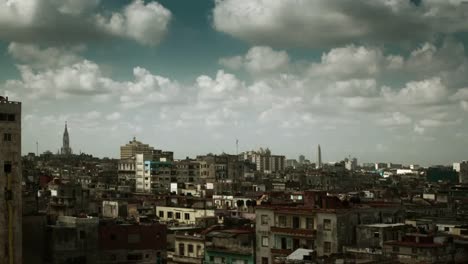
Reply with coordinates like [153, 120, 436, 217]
[61, 121, 72, 155]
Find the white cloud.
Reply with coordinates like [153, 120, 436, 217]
[0, 0, 171, 46]
[106, 112, 121, 121]
[414, 124, 425, 135]
[212, 0, 468, 48]
[308, 45, 387, 80]
[196, 70, 245, 101]
[326, 79, 378, 97]
[219, 46, 289, 75]
[8, 42, 85, 70]
[96, 0, 171, 46]
[377, 112, 412, 127]
[383, 78, 448, 105]
[5, 60, 116, 99]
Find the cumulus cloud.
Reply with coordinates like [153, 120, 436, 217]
[219, 46, 289, 75]
[8, 42, 85, 70]
[0, 0, 171, 46]
[5, 60, 116, 99]
[383, 78, 449, 105]
[212, 0, 468, 48]
[106, 112, 121, 121]
[96, 0, 171, 46]
[377, 112, 412, 127]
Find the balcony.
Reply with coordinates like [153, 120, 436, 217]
[171, 254, 204, 264]
[270, 226, 316, 237]
[270, 248, 293, 256]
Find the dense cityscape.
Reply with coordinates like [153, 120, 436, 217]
[2, 1, 468, 264]
[1, 96, 468, 263]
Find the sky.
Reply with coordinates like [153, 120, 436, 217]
[1, 0, 468, 166]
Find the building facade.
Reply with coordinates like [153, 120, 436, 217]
[0, 96, 22, 264]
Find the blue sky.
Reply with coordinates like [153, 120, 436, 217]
[1, 0, 468, 166]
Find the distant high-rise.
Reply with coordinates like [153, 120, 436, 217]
[0, 96, 22, 263]
[60, 122, 72, 155]
[317, 144, 322, 169]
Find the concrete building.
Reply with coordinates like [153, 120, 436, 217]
[156, 206, 216, 226]
[344, 157, 357, 171]
[99, 220, 167, 264]
[171, 232, 205, 264]
[204, 228, 255, 264]
[46, 216, 99, 264]
[120, 137, 154, 160]
[0, 96, 22, 264]
[453, 161, 468, 183]
[242, 148, 285, 174]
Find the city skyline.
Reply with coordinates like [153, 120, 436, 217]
[1, 0, 468, 165]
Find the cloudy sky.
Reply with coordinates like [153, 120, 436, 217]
[1, 0, 468, 165]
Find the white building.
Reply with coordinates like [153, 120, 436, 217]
[453, 161, 468, 183]
[156, 206, 215, 225]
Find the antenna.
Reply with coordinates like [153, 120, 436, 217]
[236, 139, 239, 156]
[36, 141, 39, 156]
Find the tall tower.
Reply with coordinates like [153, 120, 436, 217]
[317, 144, 322, 169]
[0, 96, 22, 263]
[61, 122, 72, 155]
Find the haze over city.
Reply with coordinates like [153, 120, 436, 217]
[1, 0, 468, 164]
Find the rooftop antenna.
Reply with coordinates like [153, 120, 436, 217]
[236, 139, 239, 156]
[36, 141, 39, 156]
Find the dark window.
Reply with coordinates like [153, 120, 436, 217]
[324, 242, 331, 253]
[374, 232, 380, 238]
[79, 231, 86, 239]
[168, 212, 173, 218]
[188, 244, 194, 253]
[323, 219, 331, 230]
[393, 246, 399, 252]
[159, 211, 164, 218]
[179, 243, 185, 256]
[4, 162, 12, 173]
[3, 133, 12, 141]
[262, 257, 269, 264]
[293, 217, 300, 228]
[184, 213, 190, 220]
[0, 113, 5, 121]
[412, 247, 417, 254]
[278, 215, 286, 227]
[306, 218, 314, 229]
[110, 234, 116, 240]
[7, 114, 15, 121]
[127, 254, 142, 261]
[261, 215, 268, 225]
[176, 212, 181, 219]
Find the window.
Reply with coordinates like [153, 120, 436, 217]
[188, 244, 194, 253]
[159, 211, 164, 218]
[110, 234, 116, 240]
[3, 133, 11, 142]
[278, 215, 286, 227]
[261, 257, 269, 264]
[374, 232, 380, 238]
[393, 246, 399, 252]
[168, 212, 173, 218]
[323, 242, 331, 253]
[4, 162, 12, 173]
[184, 213, 190, 220]
[444, 227, 450, 232]
[323, 219, 331, 230]
[176, 212, 181, 219]
[293, 217, 300, 229]
[127, 254, 143, 261]
[262, 236, 269, 247]
[179, 243, 185, 256]
[261, 215, 269, 225]
[79, 231, 86, 239]
[210, 256, 215, 262]
[306, 218, 314, 229]
[7, 114, 15, 121]
[412, 247, 417, 254]
[128, 234, 140, 243]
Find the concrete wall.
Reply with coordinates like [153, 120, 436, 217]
[255, 208, 274, 264]
[0, 100, 22, 264]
